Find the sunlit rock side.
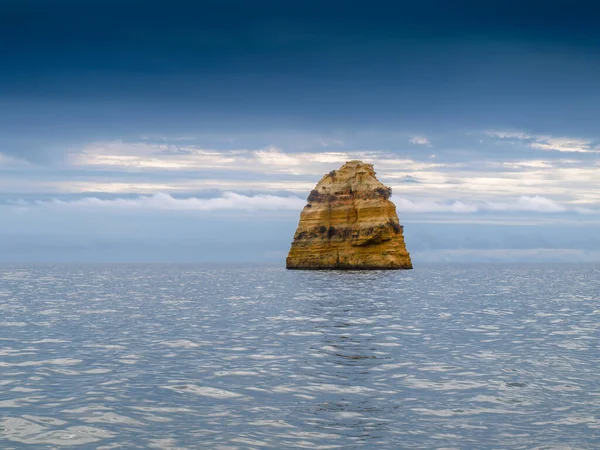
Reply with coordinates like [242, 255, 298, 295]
[286, 160, 413, 270]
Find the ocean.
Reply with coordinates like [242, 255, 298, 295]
[0, 264, 599, 449]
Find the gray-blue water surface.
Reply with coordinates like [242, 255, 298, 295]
[1, 264, 599, 449]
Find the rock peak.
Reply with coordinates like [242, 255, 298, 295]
[286, 161, 412, 270]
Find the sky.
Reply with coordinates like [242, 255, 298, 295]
[1, 0, 600, 263]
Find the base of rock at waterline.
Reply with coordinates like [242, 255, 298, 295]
[286, 264, 413, 270]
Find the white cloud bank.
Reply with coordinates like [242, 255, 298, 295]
[395, 195, 584, 214]
[17, 192, 307, 211]
[13, 193, 593, 215]
[394, 198, 478, 213]
[485, 195, 566, 212]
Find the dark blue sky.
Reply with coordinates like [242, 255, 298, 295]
[1, 0, 599, 262]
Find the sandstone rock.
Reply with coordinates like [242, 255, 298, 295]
[286, 160, 412, 270]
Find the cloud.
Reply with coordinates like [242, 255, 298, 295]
[396, 175, 423, 183]
[484, 195, 566, 212]
[393, 196, 584, 214]
[69, 141, 456, 183]
[502, 160, 554, 168]
[487, 131, 599, 153]
[70, 141, 241, 170]
[394, 198, 478, 213]
[70, 141, 367, 174]
[51, 180, 317, 194]
[486, 131, 532, 140]
[11, 192, 594, 218]
[409, 136, 430, 145]
[253, 147, 351, 168]
[530, 137, 596, 153]
[9, 135, 599, 210]
[16, 192, 307, 211]
[12, 190, 585, 216]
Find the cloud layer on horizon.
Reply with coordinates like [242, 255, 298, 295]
[12, 192, 307, 212]
[10, 192, 597, 216]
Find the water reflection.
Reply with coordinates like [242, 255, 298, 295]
[294, 271, 411, 447]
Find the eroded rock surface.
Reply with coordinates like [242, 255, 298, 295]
[286, 160, 412, 270]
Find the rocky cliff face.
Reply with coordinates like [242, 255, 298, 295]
[286, 160, 412, 270]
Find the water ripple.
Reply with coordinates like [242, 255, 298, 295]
[0, 263, 599, 448]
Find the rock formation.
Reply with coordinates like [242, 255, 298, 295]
[286, 160, 412, 270]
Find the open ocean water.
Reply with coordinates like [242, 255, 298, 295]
[0, 264, 599, 449]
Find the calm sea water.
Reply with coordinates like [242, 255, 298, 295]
[1, 264, 599, 449]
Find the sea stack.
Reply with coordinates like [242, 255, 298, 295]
[286, 160, 412, 270]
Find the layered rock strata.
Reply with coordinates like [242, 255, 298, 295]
[286, 160, 412, 270]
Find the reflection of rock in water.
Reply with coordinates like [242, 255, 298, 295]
[287, 160, 412, 270]
[297, 275, 399, 445]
